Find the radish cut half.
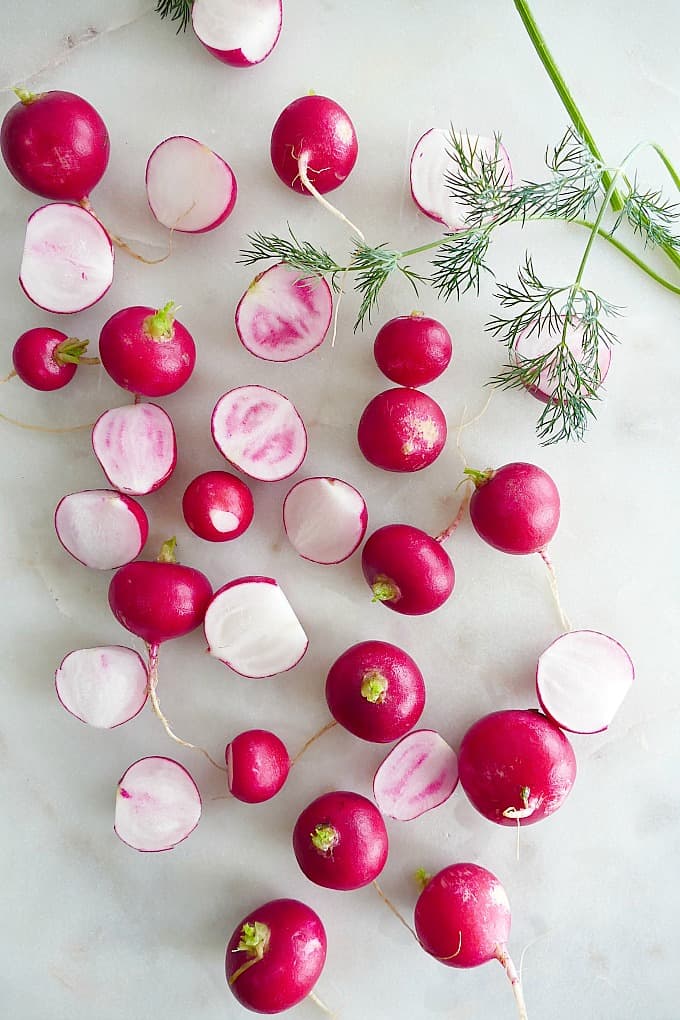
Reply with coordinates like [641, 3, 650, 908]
[92, 403, 177, 495]
[211, 385, 307, 481]
[514, 321, 612, 404]
[55, 489, 148, 569]
[115, 757, 201, 852]
[191, 0, 283, 67]
[283, 477, 367, 564]
[536, 630, 634, 734]
[146, 136, 237, 233]
[55, 646, 148, 728]
[20, 203, 114, 313]
[204, 576, 308, 677]
[235, 263, 332, 362]
[373, 729, 459, 821]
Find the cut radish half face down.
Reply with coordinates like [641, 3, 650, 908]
[192, 0, 283, 67]
[20, 203, 114, 312]
[55, 645, 148, 729]
[373, 729, 459, 821]
[115, 757, 202, 852]
[211, 385, 307, 481]
[204, 576, 308, 677]
[146, 136, 237, 233]
[283, 477, 367, 564]
[514, 320, 612, 404]
[235, 263, 332, 362]
[92, 403, 177, 495]
[54, 489, 148, 569]
[536, 630, 634, 734]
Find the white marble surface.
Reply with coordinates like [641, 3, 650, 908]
[2, 2, 680, 1018]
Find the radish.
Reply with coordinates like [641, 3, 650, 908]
[357, 387, 447, 473]
[373, 729, 458, 820]
[283, 477, 367, 564]
[374, 313, 452, 387]
[92, 402, 177, 495]
[270, 94, 358, 196]
[114, 756, 201, 852]
[192, 0, 283, 68]
[536, 630, 634, 734]
[20, 203, 114, 313]
[205, 576, 307, 677]
[325, 640, 425, 742]
[226, 898, 327, 1013]
[211, 385, 307, 482]
[11, 327, 97, 391]
[292, 790, 388, 890]
[458, 709, 577, 826]
[54, 489, 148, 569]
[55, 645, 148, 728]
[467, 461, 560, 555]
[235, 263, 332, 362]
[1, 89, 109, 201]
[145, 136, 237, 233]
[182, 470, 254, 542]
[362, 523, 455, 615]
[98, 302, 196, 396]
[226, 729, 290, 803]
[514, 320, 612, 404]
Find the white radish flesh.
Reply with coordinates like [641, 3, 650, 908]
[283, 477, 367, 564]
[191, 0, 282, 66]
[146, 136, 237, 233]
[55, 645, 148, 728]
[211, 385, 307, 481]
[373, 729, 459, 820]
[514, 320, 612, 403]
[115, 756, 201, 852]
[54, 489, 148, 569]
[92, 403, 177, 495]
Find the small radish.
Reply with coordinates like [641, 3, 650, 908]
[374, 313, 452, 387]
[373, 730, 458, 820]
[325, 640, 425, 742]
[98, 302, 196, 397]
[146, 136, 237, 233]
[467, 461, 560, 555]
[226, 898, 327, 1013]
[192, 0, 283, 67]
[55, 645, 148, 729]
[357, 387, 447, 472]
[205, 576, 307, 677]
[458, 709, 577, 826]
[514, 320, 612, 404]
[235, 263, 332, 362]
[211, 385, 307, 482]
[182, 470, 254, 542]
[270, 94, 358, 196]
[362, 523, 455, 615]
[54, 489, 148, 569]
[536, 630, 634, 734]
[226, 729, 290, 803]
[114, 756, 201, 852]
[292, 790, 388, 890]
[12, 328, 97, 391]
[92, 403, 177, 495]
[283, 477, 367, 564]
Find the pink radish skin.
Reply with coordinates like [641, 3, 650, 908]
[468, 461, 560, 555]
[226, 898, 327, 1014]
[458, 709, 577, 826]
[115, 756, 201, 852]
[182, 470, 254, 542]
[362, 523, 455, 615]
[145, 136, 237, 233]
[270, 94, 358, 195]
[226, 729, 290, 803]
[55, 645, 148, 729]
[357, 387, 447, 472]
[374, 313, 453, 387]
[235, 263, 332, 363]
[1, 89, 109, 201]
[514, 320, 612, 404]
[211, 385, 307, 482]
[293, 790, 388, 890]
[55, 489, 148, 570]
[283, 477, 367, 564]
[373, 729, 458, 820]
[92, 403, 177, 496]
[98, 302, 196, 397]
[325, 640, 425, 742]
[12, 328, 92, 391]
[192, 0, 283, 68]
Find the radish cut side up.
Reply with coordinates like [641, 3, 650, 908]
[204, 577, 308, 677]
[283, 476, 367, 564]
[55, 489, 148, 569]
[115, 756, 201, 852]
[514, 321, 612, 404]
[192, 0, 282, 66]
[211, 385, 307, 481]
[92, 403, 177, 495]
[235, 263, 332, 362]
[146, 136, 237, 233]
[536, 630, 634, 734]
[55, 646, 148, 729]
[373, 729, 459, 821]
[20, 203, 114, 313]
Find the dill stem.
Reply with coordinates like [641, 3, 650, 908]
[573, 220, 680, 296]
[650, 144, 680, 192]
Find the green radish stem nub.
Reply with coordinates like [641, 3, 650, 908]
[361, 671, 387, 703]
[371, 577, 400, 604]
[464, 466, 494, 487]
[54, 338, 98, 366]
[229, 922, 271, 986]
[144, 301, 177, 341]
[311, 823, 339, 854]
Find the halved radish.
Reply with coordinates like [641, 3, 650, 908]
[115, 756, 201, 852]
[536, 630, 634, 734]
[92, 403, 177, 495]
[283, 477, 367, 564]
[204, 576, 308, 677]
[373, 729, 459, 821]
[20, 202, 114, 313]
[55, 645, 148, 728]
[514, 320, 612, 404]
[192, 0, 283, 67]
[146, 136, 237, 233]
[54, 489, 148, 569]
[235, 263, 332, 362]
[211, 385, 307, 481]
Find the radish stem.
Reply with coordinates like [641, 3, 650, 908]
[495, 945, 529, 1020]
[290, 719, 338, 765]
[434, 491, 470, 543]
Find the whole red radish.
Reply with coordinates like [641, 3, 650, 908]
[293, 790, 388, 890]
[357, 387, 447, 472]
[182, 470, 254, 542]
[192, 0, 283, 68]
[374, 313, 452, 387]
[362, 523, 454, 615]
[12, 327, 96, 391]
[226, 729, 290, 803]
[467, 461, 560, 554]
[270, 94, 358, 195]
[99, 302, 196, 397]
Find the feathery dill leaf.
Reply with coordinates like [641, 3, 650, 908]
[155, 0, 193, 32]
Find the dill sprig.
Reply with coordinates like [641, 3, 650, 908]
[238, 228, 345, 288]
[429, 228, 493, 299]
[444, 132, 511, 225]
[618, 179, 680, 251]
[155, 0, 193, 32]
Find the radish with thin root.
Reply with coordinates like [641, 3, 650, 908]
[115, 756, 201, 852]
[374, 312, 452, 387]
[235, 263, 332, 362]
[146, 136, 237, 232]
[283, 477, 367, 564]
[10, 328, 98, 391]
[467, 461, 560, 555]
[227, 729, 290, 803]
[293, 790, 388, 890]
[211, 385, 307, 481]
[358, 388, 447, 472]
[362, 523, 456, 615]
[92, 402, 177, 495]
[205, 576, 308, 677]
[55, 489, 148, 569]
[192, 0, 283, 67]
[55, 645, 148, 729]
[182, 470, 254, 542]
[514, 319, 611, 404]
[536, 630, 634, 733]
[373, 730, 458, 820]
[98, 302, 196, 396]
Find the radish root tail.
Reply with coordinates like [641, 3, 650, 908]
[537, 548, 572, 632]
[435, 489, 471, 544]
[307, 990, 336, 1018]
[80, 198, 173, 265]
[372, 880, 419, 943]
[0, 410, 95, 433]
[1, 370, 17, 384]
[290, 719, 338, 766]
[298, 154, 366, 242]
[495, 945, 529, 1020]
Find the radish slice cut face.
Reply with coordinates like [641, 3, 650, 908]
[92, 403, 177, 495]
[55, 646, 148, 728]
[373, 729, 459, 821]
[115, 757, 201, 852]
[205, 577, 308, 677]
[146, 136, 237, 233]
[55, 489, 148, 569]
[192, 0, 282, 66]
[514, 321, 612, 404]
[211, 385, 307, 481]
[283, 477, 367, 564]
[235, 263, 332, 362]
[20, 203, 114, 313]
[536, 630, 634, 734]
